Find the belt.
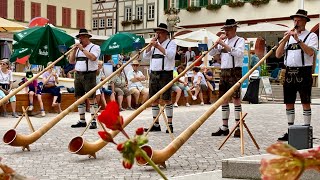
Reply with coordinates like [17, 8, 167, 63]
[76, 70, 96, 74]
[286, 66, 312, 70]
[222, 67, 242, 71]
[152, 54, 165, 58]
[76, 57, 88, 61]
[151, 70, 173, 75]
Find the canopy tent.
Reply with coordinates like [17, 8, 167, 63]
[144, 38, 198, 47]
[237, 22, 289, 38]
[0, 17, 26, 32]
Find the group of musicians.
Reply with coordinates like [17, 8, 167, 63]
[69, 9, 318, 141]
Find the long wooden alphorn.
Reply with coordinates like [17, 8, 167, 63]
[2, 44, 150, 151]
[0, 46, 76, 106]
[68, 42, 215, 158]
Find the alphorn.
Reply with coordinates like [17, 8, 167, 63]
[2, 44, 151, 151]
[146, 29, 295, 165]
[0, 47, 76, 106]
[68, 43, 215, 158]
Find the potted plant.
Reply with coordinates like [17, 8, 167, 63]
[250, 0, 270, 6]
[277, 0, 294, 2]
[228, 1, 245, 8]
[206, 3, 222, 11]
[132, 19, 142, 25]
[186, 6, 201, 12]
[121, 20, 131, 27]
[165, 7, 180, 15]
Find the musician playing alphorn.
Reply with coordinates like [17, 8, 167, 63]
[69, 29, 101, 129]
[143, 23, 177, 133]
[276, 9, 318, 141]
[209, 19, 245, 138]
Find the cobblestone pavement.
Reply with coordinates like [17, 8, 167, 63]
[1, 101, 320, 180]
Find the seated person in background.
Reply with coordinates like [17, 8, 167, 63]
[110, 64, 133, 111]
[209, 54, 221, 67]
[0, 59, 18, 118]
[201, 67, 216, 104]
[127, 60, 149, 108]
[42, 61, 62, 113]
[25, 71, 45, 117]
[62, 62, 76, 78]
[172, 69, 182, 107]
[191, 66, 207, 106]
[172, 65, 192, 107]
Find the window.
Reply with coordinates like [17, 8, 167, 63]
[125, 7, 132, 21]
[31, 2, 41, 19]
[62, 7, 71, 28]
[93, 19, 98, 29]
[170, 0, 179, 8]
[47, 5, 56, 25]
[107, 18, 112, 27]
[212, 0, 222, 3]
[190, 0, 200, 6]
[136, 6, 143, 20]
[147, 4, 154, 20]
[0, 0, 8, 18]
[14, 0, 24, 21]
[99, 18, 105, 28]
[76, 9, 85, 28]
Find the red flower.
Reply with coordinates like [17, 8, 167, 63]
[98, 131, 116, 144]
[136, 127, 144, 135]
[117, 143, 124, 152]
[98, 101, 124, 131]
[122, 159, 133, 169]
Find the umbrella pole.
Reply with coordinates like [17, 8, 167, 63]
[0, 46, 76, 106]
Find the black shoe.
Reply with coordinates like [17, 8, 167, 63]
[144, 125, 161, 132]
[234, 128, 240, 138]
[71, 121, 87, 128]
[166, 125, 173, 133]
[211, 128, 229, 136]
[278, 133, 288, 141]
[89, 122, 97, 129]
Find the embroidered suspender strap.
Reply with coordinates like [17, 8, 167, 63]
[86, 45, 95, 72]
[162, 40, 172, 70]
[231, 38, 240, 68]
[301, 32, 311, 66]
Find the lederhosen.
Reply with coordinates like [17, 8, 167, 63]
[284, 32, 312, 104]
[74, 45, 97, 98]
[219, 38, 242, 98]
[149, 40, 173, 101]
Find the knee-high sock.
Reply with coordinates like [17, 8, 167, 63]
[165, 104, 173, 123]
[90, 103, 98, 122]
[234, 105, 242, 122]
[303, 109, 311, 126]
[286, 109, 295, 126]
[222, 105, 230, 121]
[152, 105, 160, 124]
[78, 103, 86, 123]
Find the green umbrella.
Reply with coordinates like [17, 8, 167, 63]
[10, 47, 32, 62]
[13, 24, 75, 66]
[101, 32, 145, 55]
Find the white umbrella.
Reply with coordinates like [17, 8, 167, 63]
[237, 22, 289, 38]
[69, 32, 109, 41]
[174, 28, 219, 42]
[145, 38, 198, 47]
[0, 17, 26, 32]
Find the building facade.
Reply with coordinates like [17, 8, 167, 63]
[92, 0, 117, 36]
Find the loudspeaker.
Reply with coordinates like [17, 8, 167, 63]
[288, 125, 313, 150]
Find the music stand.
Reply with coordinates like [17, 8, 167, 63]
[198, 44, 208, 52]
[218, 112, 260, 155]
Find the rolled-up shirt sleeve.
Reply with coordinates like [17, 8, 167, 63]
[230, 38, 245, 58]
[165, 41, 177, 61]
[209, 48, 220, 56]
[143, 48, 153, 59]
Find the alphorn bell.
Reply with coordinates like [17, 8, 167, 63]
[142, 27, 297, 165]
[0, 46, 76, 106]
[68, 42, 215, 158]
[2, 44, 150, 151]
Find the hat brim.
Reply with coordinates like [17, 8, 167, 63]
[76, 33, 92, 38]
[290, 14, 310, 22]
[153, 27, 169, 32]
[221, 24, 239, 29]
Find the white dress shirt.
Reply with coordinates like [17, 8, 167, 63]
[75, 43, 101, 72]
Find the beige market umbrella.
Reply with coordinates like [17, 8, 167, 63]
[145, 38, 198, 47]
[0, 17, 26, 32]
[237, 22, 289, 38]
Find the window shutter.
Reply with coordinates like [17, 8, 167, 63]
[14, 0, 19, 20]
[21, 0, 24, 21]
[36, 3, 41, 17]
[67, 8, 71, 27]
[47, 5, 56, 25]
[164, 0, 168, 10]
[200, 0, 208, 6]
[77, 10, 85, 28]
[178, 0, 187, 9]
[0, 0, 8, 18]
[31, 2, 35, 18]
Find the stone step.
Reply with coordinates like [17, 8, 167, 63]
[170, 170, 246, 180]
[222, 154, 320, 180]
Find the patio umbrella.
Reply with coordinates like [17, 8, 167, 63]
[0, 41, 11, 59]
[100, 32, 145, 55]
[13, 24, 75, 66]
[0, 17, 26, 32]
[145, 38, 198, 47]
[237, 22, 289, 38]
[28, 17, 49, 27]
[10, 47, 32, 63]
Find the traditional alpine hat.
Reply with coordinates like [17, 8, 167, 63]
[76, 28, 92, 38]
[290, 9, 310, 22]
[132, 60, 140, 66]
[221, 19, 239, 29]
[153, 23, 169, 33]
